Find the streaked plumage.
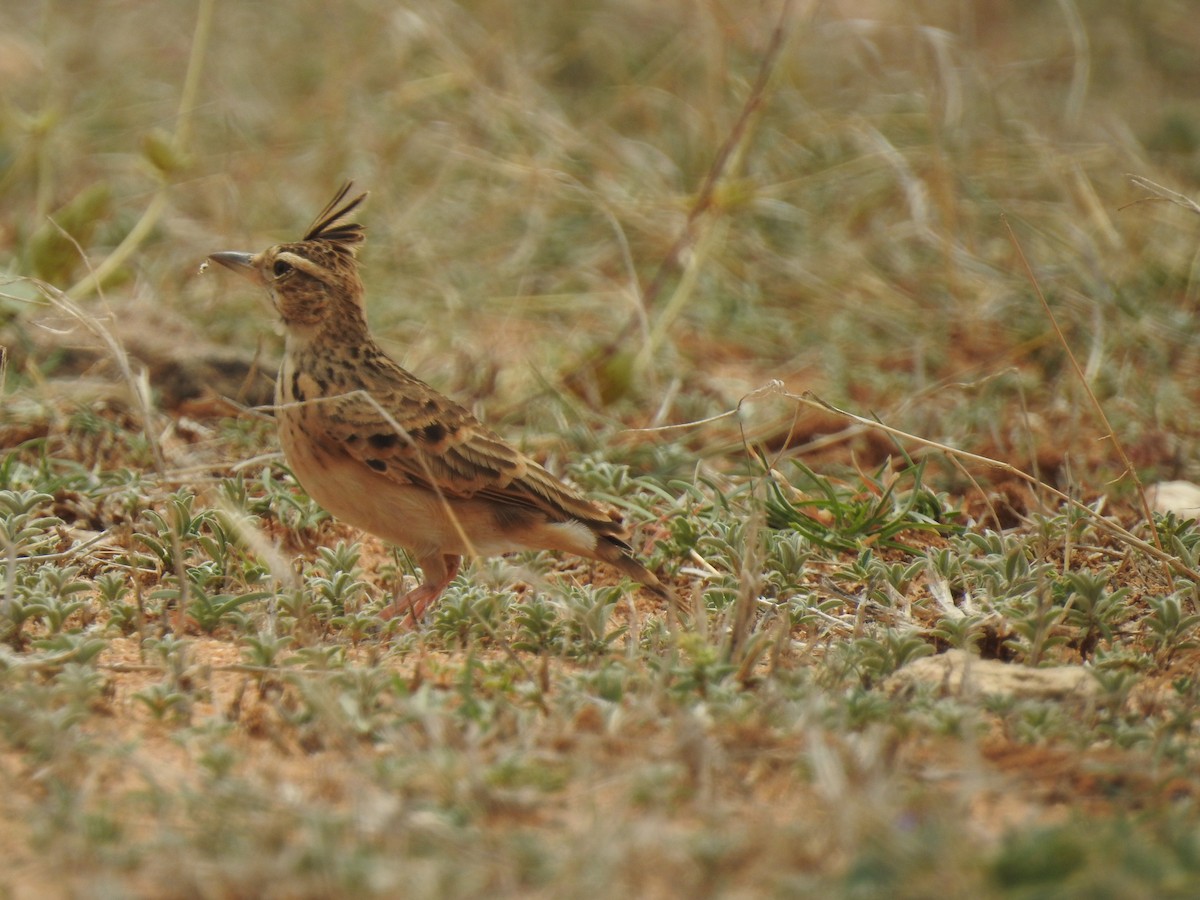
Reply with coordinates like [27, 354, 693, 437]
[208, 184, 669, 623]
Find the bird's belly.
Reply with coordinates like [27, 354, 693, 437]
[277, 408, 557, 559]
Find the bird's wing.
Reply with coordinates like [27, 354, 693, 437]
[311, 361, 622, 532]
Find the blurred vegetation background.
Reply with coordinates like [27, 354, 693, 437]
[6, 4, 1200, 896]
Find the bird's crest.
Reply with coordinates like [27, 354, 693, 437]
[303, 182, 368, 254]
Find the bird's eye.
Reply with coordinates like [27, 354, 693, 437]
[273, 259, 294, 278]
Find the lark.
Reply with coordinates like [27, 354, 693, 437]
[207, 183, 670, 624]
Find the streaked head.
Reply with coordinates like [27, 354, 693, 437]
[208, 183, 368, 333]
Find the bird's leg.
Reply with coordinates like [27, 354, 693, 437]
[378, 554, 462, 626]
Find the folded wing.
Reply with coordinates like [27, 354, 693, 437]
[313, 363, 627, 537]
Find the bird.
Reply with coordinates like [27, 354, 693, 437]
[206, 183, 670, 625]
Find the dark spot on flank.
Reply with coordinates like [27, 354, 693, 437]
[424, 399, 438, 412]
[368, 432, 400, 450]
[291, 372, 305, 403]
[418, 423, 445, 443]
[366, 458, 387, 473]
[346, 433, 360, 444]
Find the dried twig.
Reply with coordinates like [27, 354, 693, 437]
[1003, 215, 1170, 582]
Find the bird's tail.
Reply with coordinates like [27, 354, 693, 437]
[598, 536, 673, 604]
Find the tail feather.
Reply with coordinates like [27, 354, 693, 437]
[597, 536, 672, 602]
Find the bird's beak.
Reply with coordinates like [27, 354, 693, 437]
[206, 251, 264, 285]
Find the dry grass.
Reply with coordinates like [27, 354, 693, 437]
[4, 0, 1200, 896]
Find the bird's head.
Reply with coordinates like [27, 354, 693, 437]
[208, 183, 368, 338]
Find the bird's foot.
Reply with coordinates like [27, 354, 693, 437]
[377, 583, 442, 628]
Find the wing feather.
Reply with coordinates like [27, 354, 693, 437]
[313, 361, 623, 533]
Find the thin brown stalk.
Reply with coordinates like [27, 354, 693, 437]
[1123, 174, 1200, 216]
[795, 388, 1198, 583]
[641, 0, 801, 310]
[30, 272, 193, 627]
[65, 0, 214, 300]
[568, 0, 805, 395]
[635, 377, 1200, 583]
[1002, 216, 1170, 579]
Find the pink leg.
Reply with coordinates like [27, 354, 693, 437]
[378, 554, 461, 626]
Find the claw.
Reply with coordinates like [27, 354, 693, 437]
[376, 554, 462, 628]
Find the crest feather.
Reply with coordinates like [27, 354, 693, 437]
[303, 182, 368, 253]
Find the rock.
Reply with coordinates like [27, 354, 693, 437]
[1148, 481, 1200, 518]
[885, 650, 1099, 702]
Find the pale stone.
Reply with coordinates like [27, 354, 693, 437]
[1148, 481, 1200, 517]
[885, 650, 1099, 702]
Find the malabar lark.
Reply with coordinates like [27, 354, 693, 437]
[207, 184, 670, 624]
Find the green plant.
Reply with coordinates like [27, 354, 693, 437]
[241, 631, 294, 668]
[0, 489, 62, 557]
[186, 585, 267, 634]
[1055, 570, 1131, 661]
[671, 633, 737, 698]
[1006, 588, 1070, 665]
[765, 460, 961, 553]
[133, 491, 217, 570]
[314, 540, 362, 576]
[930, 613, 985, 651]
[842, 628, 935, 687]
[259, 467, 330, 535]
[428, 585, 513, 647]
[1145, 591, 1200, 664]
[5, 2, 1200, 895]
[133, 682, 192, 722]
[512, 593, 565, 653]
[558, 585, 627, 659]
[310, 570, 370, 615]
[2, 564, 90, 643]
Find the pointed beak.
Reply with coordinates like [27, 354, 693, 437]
[207, 251, 264, 285]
